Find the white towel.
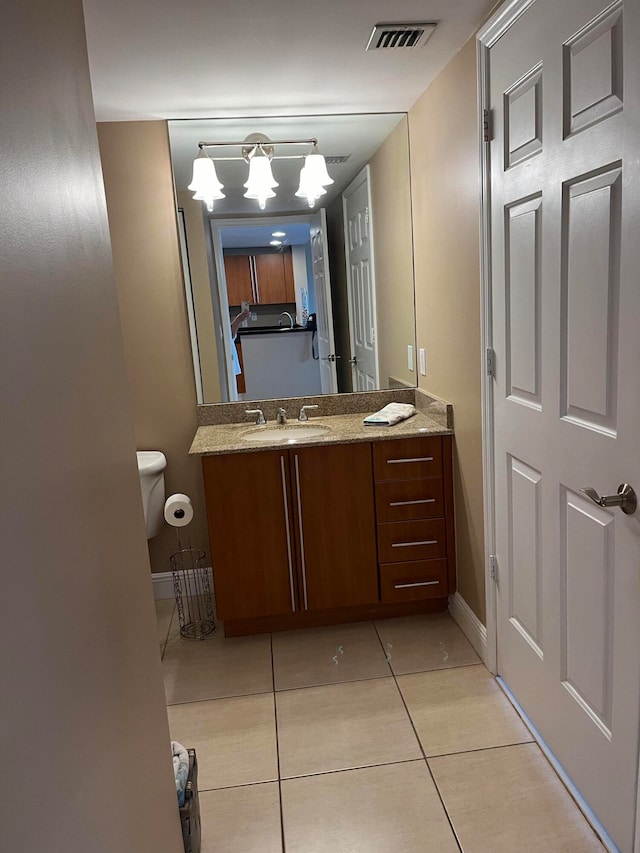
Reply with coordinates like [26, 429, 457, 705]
[363, 403, 416, 426]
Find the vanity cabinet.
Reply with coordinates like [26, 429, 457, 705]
[373, 436, 455, 604]
[201, 433, 455, 633]
[202, 442, 377, 621]
[201, 450, 296, 621]
[224, 249, 295, 306]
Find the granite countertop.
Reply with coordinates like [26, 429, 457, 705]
[189, 410, 452, 456]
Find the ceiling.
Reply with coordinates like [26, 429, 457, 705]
[82, 0, 495, 121]
[220, 223, 311, 249]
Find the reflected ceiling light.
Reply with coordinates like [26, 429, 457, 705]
[192, 135, 334, 212]
[272, 231, 286, 237]
[270, 240, 282, 246]
[187, 150, 225, 212]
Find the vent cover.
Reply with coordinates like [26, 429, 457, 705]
[366, 22, 437, 51]
[324, 154, 351, 165]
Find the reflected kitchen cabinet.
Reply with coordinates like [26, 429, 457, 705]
[223, 255, 253, 306]
[224, 249, 295, 306]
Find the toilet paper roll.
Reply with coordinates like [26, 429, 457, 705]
[164, 493, 194, 528]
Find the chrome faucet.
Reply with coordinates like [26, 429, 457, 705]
[246, 408, 266, 425]
[298, 404, 318, 421]
[276, 407, 287, 424]
[278, 312, 294, 328]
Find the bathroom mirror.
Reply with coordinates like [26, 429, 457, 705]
[168, 113, 416, 404]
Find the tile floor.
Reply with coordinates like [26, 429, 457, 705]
[156, 601, 604, 852]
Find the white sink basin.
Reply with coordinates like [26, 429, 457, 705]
[242, 424, 331, 442]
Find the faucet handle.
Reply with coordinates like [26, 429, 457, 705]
[277, 407, 287, 424]
[246, 408, 266, 425]
[298, 404, 319, 421]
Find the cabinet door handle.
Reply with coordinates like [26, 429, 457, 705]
[293, 454, 309, 610]
[389, 498, 436, 507]
[391, 539, 438, 548]
[280, 456, 296, 612]
[394, 580, 440, 589]
[250, 256, 260, 302]
[387, 456, 433, 464]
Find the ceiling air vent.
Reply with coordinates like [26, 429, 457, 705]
[324, 155, 351, 165]
[366, 22, 437, 51]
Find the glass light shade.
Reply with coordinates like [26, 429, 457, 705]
[295, 166, 327, 207]
[188, 153, 224, 211]
[188, 152, 224, 194]
[304, 146, 334, 187]
[243, 153, 278, 209]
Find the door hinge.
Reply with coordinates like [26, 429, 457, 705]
[486, 347, 496, 377]
[489, 554, 498, 582]
[483, 108, 493, 143]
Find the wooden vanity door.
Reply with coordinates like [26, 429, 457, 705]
[290, 443, 378, 610]
[202, 451, 298, 620]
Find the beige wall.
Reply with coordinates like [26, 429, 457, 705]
[409, 35, 486, 621]
[369, 118, 416, 388]
[98, 122, 211, 573]
[2, 2, 182, 849]
[177, 190, 222, 402]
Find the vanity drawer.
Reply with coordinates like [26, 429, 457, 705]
[380, 559, 448, 602]
[375, 478, 444, 523]
[373, 437, 442, 482]
[377, 518, 446, 564]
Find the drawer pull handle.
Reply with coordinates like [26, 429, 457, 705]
[389, 498, 436, 507]
[391, 539, 438, 548]
[394, 580, 440, 589]
[280, 456, 296, 612]
[294, 454, 309, 611]
[387, 456, 433, 464]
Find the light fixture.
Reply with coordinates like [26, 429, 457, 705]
[272, 231, 286, 237]
[187, 150, 224, 212]
[243, 145, 278, 210]
[270, 240, 282, 246]
[295, 166, 327, 208]
[304, 143, 335, 188]
[192, 135, 334, 211]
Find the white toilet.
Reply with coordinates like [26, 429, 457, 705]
[136, 451, 167, 539]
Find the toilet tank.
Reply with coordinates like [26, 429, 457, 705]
[136, 451, 167, 539]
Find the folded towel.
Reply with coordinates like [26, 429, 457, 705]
[363, 403, 416, 426]
[172, 741, 190, 807]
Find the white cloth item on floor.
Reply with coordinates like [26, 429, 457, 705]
[363, 402, 417, 426]
[172, 740, 190, 807]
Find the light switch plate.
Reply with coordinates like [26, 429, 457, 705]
[407, 344, 415, 372]
[419, 348, 427, 376]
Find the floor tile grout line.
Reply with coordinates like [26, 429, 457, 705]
[426, 739, 537, 762]
[166, 688, 276, 707]
[372, 621, 464, 853]
[280, 757, 425, 783]
[270, 633, 287, 853]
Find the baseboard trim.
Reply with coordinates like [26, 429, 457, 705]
[448, 591, 488, 664]
[152, 568, 214, 599]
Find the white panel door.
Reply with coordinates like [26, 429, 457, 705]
[310, 210, 337, 394]
[343, 167, 379, 391]
[488, 0, 640, 849]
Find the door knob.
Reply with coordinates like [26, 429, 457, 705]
[348, 357, 358, 365]
[579, 484, 637, 515]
